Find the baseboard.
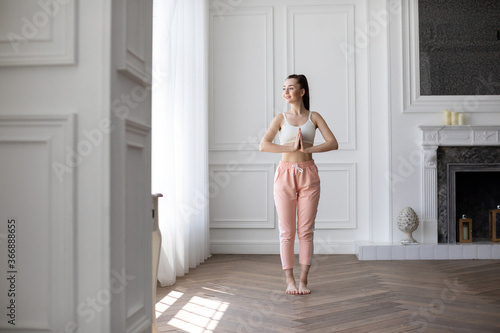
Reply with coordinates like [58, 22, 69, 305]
[210, 240, 500, 259]
[210, 240, 356, 255]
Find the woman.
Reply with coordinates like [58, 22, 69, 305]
[259, 74, 338, 295]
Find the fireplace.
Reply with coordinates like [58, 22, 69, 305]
[419, 126, 500, 244]
[354, 126, 500, 260]
[437, 147, 500, 243]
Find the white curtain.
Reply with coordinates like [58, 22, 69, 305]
[152, 0, 210, 287]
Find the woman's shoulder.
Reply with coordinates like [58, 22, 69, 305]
[273, 113, 285, 122]
[271, 113, 285, 128]
[309, 111, 324, 125]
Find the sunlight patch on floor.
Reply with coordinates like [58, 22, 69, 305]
[167, 296, 230, 333]
[155, 290, 183, 318]
[202, 286, 234, 296]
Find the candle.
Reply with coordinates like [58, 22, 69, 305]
[458, 113, 465, 125]
[451, 112, 459, 125]
[463, 223, 469, 240]
[443, 110, 451, 125]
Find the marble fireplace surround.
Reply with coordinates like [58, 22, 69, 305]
[420, 125, 500, 243]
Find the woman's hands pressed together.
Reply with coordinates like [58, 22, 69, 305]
[293, 128, 302, 152]
[292, 128, 309, 153]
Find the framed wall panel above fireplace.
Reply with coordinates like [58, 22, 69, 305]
[402, 0, 500, 113]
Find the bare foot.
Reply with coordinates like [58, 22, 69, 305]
[285, 278, 298, 294]
[298, 280, 310, 295]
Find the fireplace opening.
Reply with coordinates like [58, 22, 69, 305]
[453, 168, 500, 242]
[437, 146, 500, 243]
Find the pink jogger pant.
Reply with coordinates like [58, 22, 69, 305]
[274, 160, 320, 270]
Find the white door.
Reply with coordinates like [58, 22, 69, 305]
[0, 0, 154, 331]
[109, 0, 154, 332]
[209, 0, 370, 254]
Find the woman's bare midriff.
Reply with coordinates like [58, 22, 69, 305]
[281, 142, 313, 162]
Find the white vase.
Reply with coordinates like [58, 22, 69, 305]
[397, 207, 419, 245]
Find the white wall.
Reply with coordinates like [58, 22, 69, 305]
[0, 0, 153, 332]
[209, 0, 500, 252]
[208, 0, 392, 254]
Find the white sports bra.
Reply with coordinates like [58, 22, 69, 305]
[279, 112, 316, 145]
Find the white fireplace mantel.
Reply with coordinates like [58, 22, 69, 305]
[420, 125, 500, 147]
[418, 125, 500, 244]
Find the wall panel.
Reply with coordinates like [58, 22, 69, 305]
[210, 163, 275, 228]
[0, 115, 75, 332]
[316, 163, 357, 229]
[124, 119, 151, 333]
[0, 0, 76, 66]
[287, 5, 356, 149]
[209, 6, 274, 150]
[117, 0, 152, 84]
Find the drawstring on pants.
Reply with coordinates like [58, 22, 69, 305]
[291, 163, 303, 175]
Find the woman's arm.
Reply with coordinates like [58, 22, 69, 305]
[302, 112, 338, 153]
[259, 115, 300, 153]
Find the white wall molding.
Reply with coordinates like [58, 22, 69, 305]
[121, 118, 151, 333]
[209, 163, 275, 228]
[0, 114, 75, 332]
[315, 163, 357, 229]
[126, 316, 150, 333]
[125, 118, 151, 146]
[117, 0, 152, 85]
[209, 6, 274, 150]
[0, 0, 76, 66]
[367, 0, 391, 243]
[286, 4, 357, 149]
[402, 0, 500, 113]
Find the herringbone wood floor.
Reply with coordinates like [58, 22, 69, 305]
[155, 254, 500, 333]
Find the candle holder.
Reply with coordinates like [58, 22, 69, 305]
[489, 205, 500, 242]
[458, 214, 472, 243]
